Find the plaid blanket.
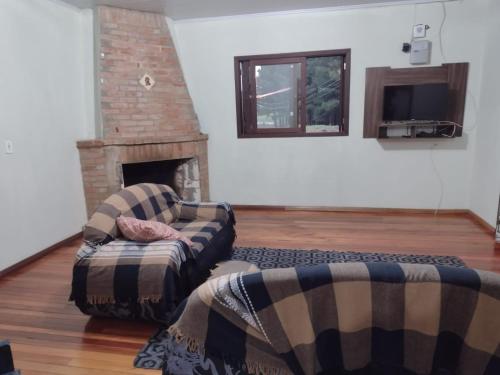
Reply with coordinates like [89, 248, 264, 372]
[71, 240, 197, 309]
[73, 183, 236, 315]
[84, 183, 180, 245]
[83, 183, 235, 246]
[167, 262, 500, 375]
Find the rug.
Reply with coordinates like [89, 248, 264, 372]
[230, 246, 465, 269]
[134, 246, 465, 371]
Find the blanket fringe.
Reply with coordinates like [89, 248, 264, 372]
[86, 296, 162, 305]
[167, 325, 204, 354]
[245, 360, 289, 375]
[87, 296, 116, 305]
[167, 326, 289, 375]
[138, 295, 162, 304]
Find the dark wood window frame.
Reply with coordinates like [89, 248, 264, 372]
[235, 49, 351, 139]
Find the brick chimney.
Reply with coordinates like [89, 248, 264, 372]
[77, 6, 209, 217]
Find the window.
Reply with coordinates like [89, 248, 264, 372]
[235, 49, 350, 138]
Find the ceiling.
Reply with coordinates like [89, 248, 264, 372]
[60, 0, 447, 20]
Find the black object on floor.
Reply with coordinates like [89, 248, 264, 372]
[134, 246, 466, 371]
[0, 341, 20, 375]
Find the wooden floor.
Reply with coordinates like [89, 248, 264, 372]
[0, 209, 498, 374]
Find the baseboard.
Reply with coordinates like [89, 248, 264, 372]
[466, 210, 496, 236]
[0, 232, 82, 279]
[233, 204, 469, 215]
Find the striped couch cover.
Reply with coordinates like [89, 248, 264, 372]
[71, 183, 236, 322]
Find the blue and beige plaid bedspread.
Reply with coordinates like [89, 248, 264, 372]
[71, 240, 197, 314]
[168, 262, 500, 375]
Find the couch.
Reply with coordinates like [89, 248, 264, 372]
[164, 262, 500, 374]
[0, 341, 20, 375]
[70, 183, 235, 323]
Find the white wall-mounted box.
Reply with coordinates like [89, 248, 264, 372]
[410, 40, 432, 65]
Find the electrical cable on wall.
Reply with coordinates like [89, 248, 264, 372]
[431, 1, 480, 215]
[438, 2, 447, 62]
[411, 4, 418, 41]
[430, 143, 444, 215]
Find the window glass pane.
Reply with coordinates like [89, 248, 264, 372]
[306, 56, 343, 133]
[255, 63, 302, 129]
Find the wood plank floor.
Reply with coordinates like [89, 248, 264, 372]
[0, 209, 498, 374]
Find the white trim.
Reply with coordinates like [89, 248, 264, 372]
[172, 0, 458, 24]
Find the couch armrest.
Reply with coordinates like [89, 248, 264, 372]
[177, 201, 235, 224]
[0, 340, 18, 375]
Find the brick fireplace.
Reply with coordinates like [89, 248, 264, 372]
[77, 6, 209, 217]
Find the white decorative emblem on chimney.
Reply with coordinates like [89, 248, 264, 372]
[139, 73, 155, 90]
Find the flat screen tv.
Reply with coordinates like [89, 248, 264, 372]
[383, 83, 449, 122]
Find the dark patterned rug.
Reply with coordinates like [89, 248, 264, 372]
[134, 246, 465, 371]
[230, 246, 465, 269]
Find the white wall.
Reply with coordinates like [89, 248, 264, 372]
[171, 0, 487, 209]
[0, 0, 93, 271]
[0, 0, 495, 272]
[469, 0, 500, 226]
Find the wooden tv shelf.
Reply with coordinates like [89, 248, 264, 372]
[378, 121, 459, 139]
[363, 63, 469, 139]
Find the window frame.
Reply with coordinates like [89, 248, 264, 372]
[234, 49, 351, 139]
[249, 57, 306, 135]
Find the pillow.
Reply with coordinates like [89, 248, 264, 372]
[83, 183, 180, 245]
[209, 260, 260, 280]
[116, 216, 193, 246]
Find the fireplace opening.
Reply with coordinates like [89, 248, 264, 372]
[122, 159, 184, 188]
[121, 158, 201, 201]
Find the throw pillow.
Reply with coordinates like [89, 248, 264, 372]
[116, 216, 193, 246]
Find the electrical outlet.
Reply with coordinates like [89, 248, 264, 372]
[5, 140, 13, 154]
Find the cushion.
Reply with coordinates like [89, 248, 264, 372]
[170, 220, 224, 254]
[84, 183, 180, 244]
[116, 216, 193, 246]
[209, 260, 260, 280]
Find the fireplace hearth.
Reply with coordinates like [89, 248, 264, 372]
[77, 135, 209, 217]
